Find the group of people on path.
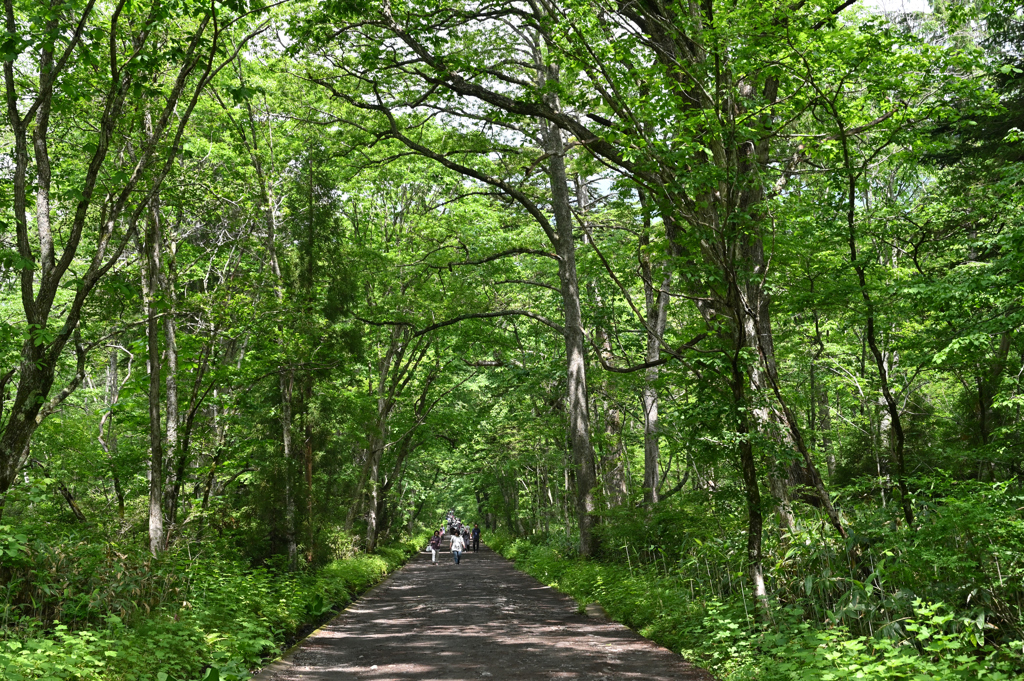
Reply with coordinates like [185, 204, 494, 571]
[428, 513, 481, 565]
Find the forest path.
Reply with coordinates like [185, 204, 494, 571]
[252, 541, 713, 681]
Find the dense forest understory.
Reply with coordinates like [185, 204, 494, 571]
[1, 0, 1024, 678]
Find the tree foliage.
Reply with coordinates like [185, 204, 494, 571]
[1, 0, 1023, 679]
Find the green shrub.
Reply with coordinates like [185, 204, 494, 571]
[769, 601, 1020, 681]
[492, 531, 1024, 680]
[0, 625, 118, 681]
[0, 530, 429, 681]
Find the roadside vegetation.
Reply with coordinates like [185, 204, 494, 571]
[1, 507, 428, 681]
[491, 487, 1024, 681]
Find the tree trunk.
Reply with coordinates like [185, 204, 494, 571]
[305, 393, 314, 562]
[199, 399, 226, 524]
[500, 481, 515, 532]
[821, 383, 835, 479]
[364, 434, 385, 552]
[638, 198, 672, 506]
[168, 342, 211, 530]
[146, 302, 164, 555]
[731, 354, 768, 608]
[745, 265, 846, 539]
[767, 469, 797, 533]
[161, 233, 181, 526]
[408, 469, 439, 533]
[56, 478, 87, 523]
[595, 331, 627, 508]
[543, 99, 599, 557]
[841, 167, 914, 527]
[355, 325, 409, 547]
[145, 197, 165, 556]
[640, 375, 662, 506]
[474, 488, 485, 530]
[978, 332, 1011, 449]
[346, 460, 369, 531]
[600, 402, 627, 508]
[281, 370, 298, 571]
[99, 346, 125, 519]
[163, 330, 179, 502]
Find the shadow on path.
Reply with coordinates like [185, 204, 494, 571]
[252, 543, 714, 680]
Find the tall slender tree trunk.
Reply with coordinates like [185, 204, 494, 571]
[145, 199, 165, 556]
[839, 161, 914, 527]
[474, 489, 485, 531]
[258, 160, 300, 564]
[281, 370, 297, 571]
[199, 398, 228, 534]
[345, 448, 370, 533]
[767, 468, 797, 533]
[168, 343, 211, 529]
[581, 178, 626, 510]
[740, 237, 845, 539]
[162, 233, 180, 527]
[821, 386, 835, 478]
[595, 330, 627, 508]
[364, 433, 385, 552]
[100, 346, 125, 519]
[544, 109, 599, 556]
[639, 267, 670, 505]
[978, 332, 1011, 450]
[640, 377, 662, 506]
[305, 391, 314, 562]
[601, 400, 627, 508]
[163, 331, 178, 487]
[637, 194, 672, 506]
[360, 327, 405, 550]
[731, 354, 767, 606]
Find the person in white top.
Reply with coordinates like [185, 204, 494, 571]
[449, 531, 466, 564]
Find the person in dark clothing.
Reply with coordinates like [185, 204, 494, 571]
[471, 524, 480, 552]
[461, 526, 470, 551]
[429, 531, 442, 564]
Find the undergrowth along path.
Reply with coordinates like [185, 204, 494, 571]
[252, 542, 714, 680]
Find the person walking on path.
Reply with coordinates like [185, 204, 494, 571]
[429, 531, 442, 564]
[462, 526, 470, 551]
[472, 524, 480, 552]
[450, 530, 466, 564]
